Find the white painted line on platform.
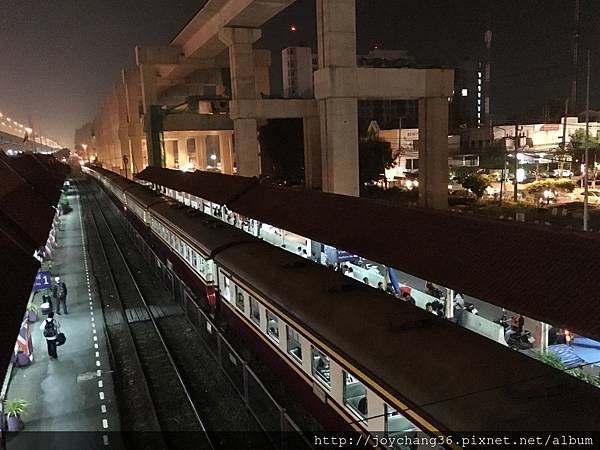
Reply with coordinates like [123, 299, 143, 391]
[101, 404, 107, 413]
[95, 351, 100, 358]
[93, 336, 97, 342]
[91, 311, 94, 316]
[97, 369, 101, 376]
[99, 391, 105, 400]
[92, 323, 96, 329]
[98, 380, 103, 388]
[103, 434, 109, 446]
[91, 317, 95, 322]
[102, 419, 108, 429]
[94, 343, 98, 349]
[96, 360, 101, 367]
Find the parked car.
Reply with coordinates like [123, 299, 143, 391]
[551, 169, 573, 178]
[579, 189, 600, 205]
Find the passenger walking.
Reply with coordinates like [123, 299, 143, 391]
[53, 276, 68, 315]
[40, 312, 61, 359]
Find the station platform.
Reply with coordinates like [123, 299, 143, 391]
[4, 182, 122, 449]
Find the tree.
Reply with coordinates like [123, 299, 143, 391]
[359, 135, 394, 187]
[569, 129, 600, 168]
[461, 173, 492, 199]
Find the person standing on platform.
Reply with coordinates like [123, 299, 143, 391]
[53, 276, 68, 315]
[40, 312, 61, 359]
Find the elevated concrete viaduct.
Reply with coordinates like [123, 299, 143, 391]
[77, 0, 453, 208]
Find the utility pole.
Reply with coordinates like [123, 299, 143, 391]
[560, 98, 568, 176]
[583, 50, 590, 231]
[571, 0, 580, 114]
[398, 116, 403, 156]
[513, 123, 519, 202]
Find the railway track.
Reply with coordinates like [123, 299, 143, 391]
[83, 181, 214, 450]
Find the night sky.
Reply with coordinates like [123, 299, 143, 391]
[0, 0, 598, 148]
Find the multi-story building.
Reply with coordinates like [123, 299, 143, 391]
[281, 47, 314, 99]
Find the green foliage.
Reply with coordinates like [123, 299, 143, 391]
[4, 399, 28, 418]
[461, 174, 492, 198]
[26, 302, 39, 313]
[524, 178, 576, 194]
[359, 138, 394, 186]
[533, 350, 600, 388]
[570, 128, 600, 150]
[532, 350, 567, 370]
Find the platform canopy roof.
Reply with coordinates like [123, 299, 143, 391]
[135, 166, 600, 341]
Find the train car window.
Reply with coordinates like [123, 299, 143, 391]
[311, 347, 331, 387]
[384, 404, 419, 447]
[286, 326, 302, 362]
[235, 287, 245, 312]
[343, 372, 367, 418]
[266, 311, 280, 341]
[250, 297, 260, 326]
[191, 251, 198, 269]
[221, 274, 232, 302]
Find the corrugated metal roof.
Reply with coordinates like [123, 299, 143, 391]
[0, 152, 67, 372]
[136, 167, 258, 205]
[134, 166, 600, 340]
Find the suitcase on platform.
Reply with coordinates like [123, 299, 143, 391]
[41, 302, 52, 315]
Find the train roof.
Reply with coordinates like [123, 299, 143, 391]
[136, 167, 600, 341]
[124, 184, 165, 208]
[149, 201, 257, 257]
[214, 242, 600, 432]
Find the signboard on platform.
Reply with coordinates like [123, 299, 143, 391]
[336, 250, 359, 263]
[33, 271, 52, 291]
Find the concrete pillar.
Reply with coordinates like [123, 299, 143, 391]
[316, 0, 357, 68]
[219, 27, 262, 177]
[139, 64, 160, 166]
[164, 140, 176, 169]
[303, 116, 322, 190]
[196, 135, 207, 170]
[219, 28, 261, 99]
[219, 133, 234, 174]
[418, 97, 449, 210]
[319, 98, 359, 196]
[234, 119, 260, 176]
[130, 137, 144, 173]
[139, 64, 157, 115]
[175, 139, 186, 167]
[316, 0, 359, 196]
[123, 68, 145, 174]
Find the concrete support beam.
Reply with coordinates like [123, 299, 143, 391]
[303, 116, 322, 190]
[319, 98, 358, 196]
[418, 97, 449, 210]
[219, 133, 234, 174]
[229, 99, 319, 120]
[314, 67, 454, 100]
